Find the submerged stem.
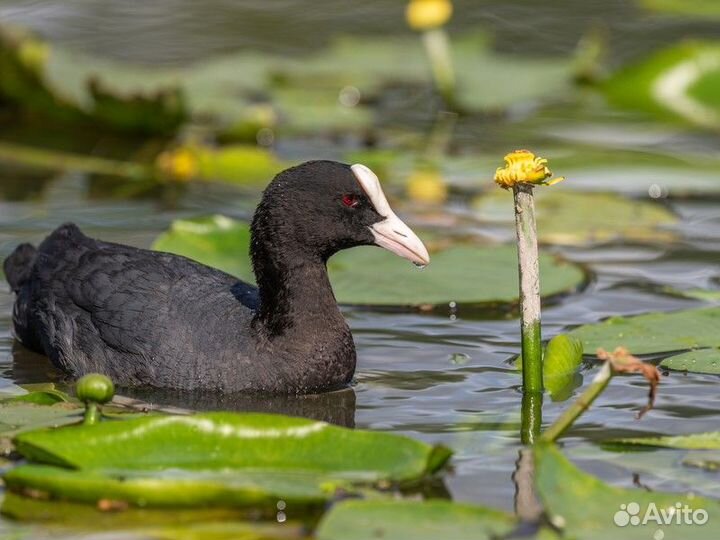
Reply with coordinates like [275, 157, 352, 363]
[520, 391, 543, 445]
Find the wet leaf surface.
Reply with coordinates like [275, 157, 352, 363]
[8, 412, 450, 507]
[609, 432, 720, 449]
[1, 493, 305, 540]
[315, 499, 516, 540]
[568, 307, 720, 354]
[535, 443, 720, 539]
[660, 348, 720, 374]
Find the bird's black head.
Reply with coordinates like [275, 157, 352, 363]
[251, 160, 429, 266]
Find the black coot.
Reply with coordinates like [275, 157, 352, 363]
[3, 161, 429, 394]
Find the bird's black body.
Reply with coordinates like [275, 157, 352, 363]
[2, 161, 420, 394]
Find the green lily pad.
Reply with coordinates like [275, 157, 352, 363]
[7, 412, 449, 509]
[0, 22, 572, 137]
[609, 432, 720, 449]
[473, 190, 677, 246]
[152, 216, 586, 307]
[1, 493, 303, 540]
[667, 288, 720, 302]
[0, 402, 82, 437]
[315, 500, 516, 540]
[4, 465, 332, 509]
[3, 390, 70, 405]
[0, 24, 187, 134]
[660, 348, 720, 374]
[543, 335, 584, 400]
[535, 443, 720, 539]
[683, 452, 720, 472]
[568, 307, 720, 355]
[604, 41, 720, 129]
[516, 334, 584, 400]
[14, 411, 449, 478]
[640, 0, 720, 18]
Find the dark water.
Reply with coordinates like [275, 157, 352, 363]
[1, 0, 720, 524]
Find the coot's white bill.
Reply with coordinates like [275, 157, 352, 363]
[351, 163, 430, 267]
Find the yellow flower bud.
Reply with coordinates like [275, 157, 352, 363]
[494, 149, 564, 190]
[406, 0, 453, 31]
[407, 169, 448, 204]
[156, 147, 198, 182]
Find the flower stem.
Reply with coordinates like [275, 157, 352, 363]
[513, 184, 543, 395]
[540, 362, 613, 443]
[422, 28, 457, 108]
[83, 402, 101, 425]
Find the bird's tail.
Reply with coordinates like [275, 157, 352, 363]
[3, 243, 37, 292]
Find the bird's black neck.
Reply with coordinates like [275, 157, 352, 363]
[250, 222, 345, 339]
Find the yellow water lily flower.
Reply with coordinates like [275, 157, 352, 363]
[494, 149, 564, 190]
[407, 169, 448, 204]
[406, 0, 453, 31]
[156, 147, 198, 182]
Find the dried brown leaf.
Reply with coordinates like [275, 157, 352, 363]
[596, 347, 661, 418]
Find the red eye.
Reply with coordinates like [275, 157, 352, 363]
[342, 194, 359, 208]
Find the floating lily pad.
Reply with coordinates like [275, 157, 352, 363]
[0, 402, 82, 437]
[0, 24, 187, 134]
[543, 335, 584, 400]
[683, 452, 720, 472]
[609, 432, 720, 449]
[473, 190, 677, 246]
[535, 443, 720, 539]
[8, 412, 450, 508]
[4, 465, 333, 509]
[516, 334, 584, 400]
[0, 22, 573, 137]
[1, 493, 303, 540]
[3, 389, 70, 405]
[156, 144, 288, 184]
[604, 41, 720, 129]
[667, 288, 720, 302]
[660, 348, 720, 374]
[16, 413, 449, 480]
[152, 216, 586, 307]
[568, 307, 720, 355]
[315, 500, 516, 540]
[640, 0, 720, 19]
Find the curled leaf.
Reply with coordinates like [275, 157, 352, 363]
[596, 347, 661, 418]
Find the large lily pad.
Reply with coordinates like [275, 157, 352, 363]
[4, 465, 332, 509]
[609, 432, 720, 450]
[660, 348, 720, 374]
[7, 412, 450, 508]
[0, 402, 82, 437]
[640, 0, 720, 18]
[604, 41, 720, 129]
[15, 413, 450, 480]
[152, 216, 586, 307]
[535, 443, 720, 539]
[473, 190, 677, 246]
[1, 493, 303, 540]
[0, 22, 573, 137]
[568, 307, 720, 355]
[315, 500, 516, 540]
